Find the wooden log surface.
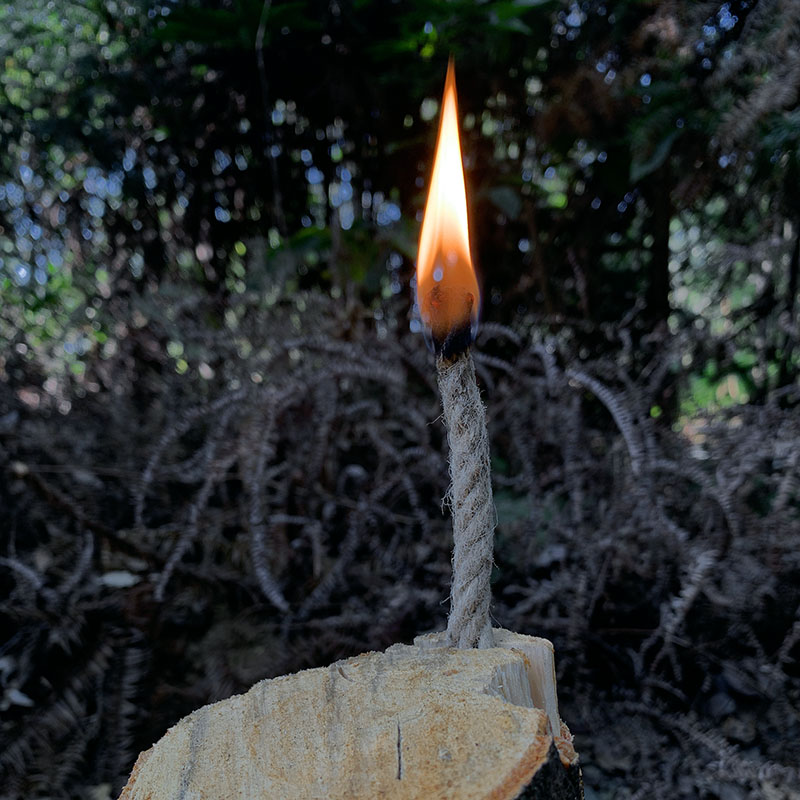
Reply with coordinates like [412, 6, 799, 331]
[119, 628, 582, 800]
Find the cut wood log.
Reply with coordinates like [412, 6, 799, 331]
[119, 628, 582, 800]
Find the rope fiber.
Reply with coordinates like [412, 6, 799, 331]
[437, 350, 496, 648]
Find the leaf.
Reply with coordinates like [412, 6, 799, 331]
[630, 130, 679, 183]
[490, 15, 533, 34]
[100, 571, 140, 588]
[5, 688, 35, 708]
[155, 10, 243, 46]
[488, 186, 522, 220]
[490, 0, 557, 20]
[547, 191, 568, 209]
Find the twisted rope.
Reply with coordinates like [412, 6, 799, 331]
[437, 350, 496, 648]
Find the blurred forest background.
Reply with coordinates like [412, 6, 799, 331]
[1, 0, 799, 797]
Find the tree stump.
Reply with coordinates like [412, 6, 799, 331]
[119, 628, 582, 799]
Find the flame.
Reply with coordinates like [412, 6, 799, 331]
[416, 57, 479, 357]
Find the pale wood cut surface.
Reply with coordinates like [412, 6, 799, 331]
[120, 629, 580, 800]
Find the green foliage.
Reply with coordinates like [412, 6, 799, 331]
[2, 0, 798, 414]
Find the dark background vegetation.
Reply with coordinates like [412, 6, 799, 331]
[1, 1, 799, 797]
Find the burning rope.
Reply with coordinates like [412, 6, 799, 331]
[437, 351, 496, 648]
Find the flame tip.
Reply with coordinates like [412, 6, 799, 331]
[415, 51, 479, 344]
[444, 57, 457, 93]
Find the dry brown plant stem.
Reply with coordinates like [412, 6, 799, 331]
[437, 349, 496, 648]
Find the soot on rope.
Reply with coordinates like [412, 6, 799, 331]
[421, 285, 478, 359]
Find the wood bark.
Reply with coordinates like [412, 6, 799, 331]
[119, 628, 582, 800]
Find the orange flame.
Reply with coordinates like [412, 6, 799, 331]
[416, 57, 479, 357]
